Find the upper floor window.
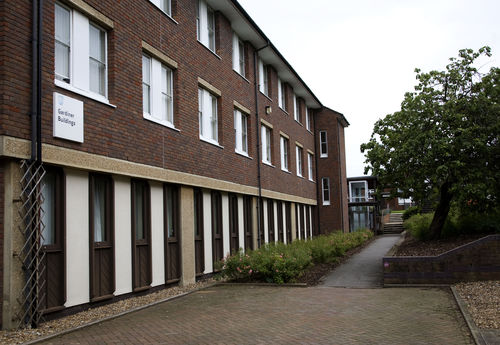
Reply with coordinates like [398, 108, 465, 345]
[198, 88, 218, 144]
[142, 54, 174, 127]
[149, 0, 171, 16]
[232, 33, 246, 77]
[293, 94, 302, 123]
[259, 60, 269, 96]
[280, 136, 289, 172]
[234, 109, 248, 155]
[322, 178, 330, 205]
[261, 125, 272, 165]
[278, 78, 286, 111]
[296, 145, 303, 177]
[320, 131, 328, 157]
[197, 0, 215, 52]
[308, 152, 314, 181]
[55, 3, 108, 100]
[305, 108, 311, 131]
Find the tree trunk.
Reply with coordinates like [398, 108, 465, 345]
[429, 182, 453, 239]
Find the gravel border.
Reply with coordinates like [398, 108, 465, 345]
[0, 280, 216, 345]
[451, 286, 487, 345]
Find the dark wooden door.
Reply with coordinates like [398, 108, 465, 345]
[40, 167, 65, 313]
[194, 188, 204, 275]
[267, 200, 275, 243]
[165, 184, 180, 283]
[277, 201, 284, 242]
[229, 193, 239, 254]
[89, 174, 114, 302]
[285, 202, 291, 244]
[211, 191, 223, 263]
[243, 196, 253, 251]
[131, 180, 151, 292]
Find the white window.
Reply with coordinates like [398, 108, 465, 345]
[197, 0, 215, 52]
[305, 108, 311, 131]
[296, 146, 303, 177]
[278, 78, 286, 111]
[293, 94, 301, 123]
[322, 178, 330, 205]
[54, 3, 108, 100]
[258, 60, 269, 96]
[261, 125, 272, 165]
[280, 136, 289, 171]
[234, 109, 248, 155]
[149, 0, 171, 15]
[142, 55, 174, 127]
[232, 33, 246, 77]
[308, 152, 314, 181]
[320, 131, 328, 157]
[198, 88, 218, 144]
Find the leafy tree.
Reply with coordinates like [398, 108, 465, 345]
[361, 47, 500, 238]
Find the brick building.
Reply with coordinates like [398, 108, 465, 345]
[0, 0, 349, 328]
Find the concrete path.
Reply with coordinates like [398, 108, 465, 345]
[321, 234, 401, 288]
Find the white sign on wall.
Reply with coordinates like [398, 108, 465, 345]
[53, 92, 84, 143]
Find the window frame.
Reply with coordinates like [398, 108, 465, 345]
[322, 177, 331, 205]
[280, 135, 289, 172]
[259, 59, 269, 96]
[234, 109, 248, 156]
[305, 108, 311, 131]
[198, 87, 219, 145]
[296, 145, 303, 177]
[320, 131, 328, 158]
[261, 125, 272, 165]
[142, 54, 175, 128]
[307, 152, 314, 181]
[197, 0, 216, 53]
[278, 78, 287, 111]
[293, 94, 301, 123]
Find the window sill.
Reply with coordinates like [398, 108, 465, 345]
[295, 119, 303, 126]
[262, 161, 275, 168]
[197, 40, 221, 59]
[297, 174, 304, 179]
[233, 70, 250, 83]
[235, 150, 252, 160]
[320, 154, 328, 159]
[55, 80, 116, 108]
[308, 178, 315, 183]
[281, 168, 291, 174]
[200, 136, 224, 149]
[307, 129, 313, 134]
[279, 107, 289, 115]
[322, 202, 331, 206]
[150, 3, 179, 24]
[259, 91, 272, 101]
[143, 114, 179, 132]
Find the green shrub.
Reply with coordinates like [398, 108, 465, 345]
[215, 230, 373, 284]
[402, 206, 421, 220]
[404, 213, 434, 240]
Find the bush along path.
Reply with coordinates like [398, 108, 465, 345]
[215, 230, 373, 284]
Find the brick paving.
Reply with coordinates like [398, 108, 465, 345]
[39, 285, 473, 345]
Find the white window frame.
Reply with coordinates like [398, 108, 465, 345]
[234, 109, 248, 155]
[199, 88, 218, 144]
[280, 136, 289, 172]
[278, 78, 286, 111]
[261, 125, 272, 165]
[259, 59, 269, 96]
[232, 33, 246, 77]
[305, 108, 311, 131]
[294, 94, 301, 123]
[320, 131, 328, 158]
[54, 3, 109, 102]
[149, 0, 172, 16]
[142, 54, 175, 128]
[349, 181, 368, 202]
[307, 152, 314, 181]
[322, 178, 330, 205]
[197, 0, 215, 52]
[296, 145, 303, 177]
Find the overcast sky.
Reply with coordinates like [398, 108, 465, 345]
[237, 0, 500, 177]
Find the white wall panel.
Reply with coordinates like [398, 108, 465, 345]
[203, 191, 213, 273]
[114, 176, 132, 295]
[150, 183, 165, 287]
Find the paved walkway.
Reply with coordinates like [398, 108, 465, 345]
[37, 234, 474, 344]
[322, 234, 401, 288]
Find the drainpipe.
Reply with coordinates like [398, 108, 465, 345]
[36, 0, 43, 163]
[336, 118, 344, 232]
[253, 43, 269, 248]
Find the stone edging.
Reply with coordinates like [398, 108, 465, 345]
[22, 283, 219, 345]
[450, 286, 486, 345]
[215, 282, 308, 288]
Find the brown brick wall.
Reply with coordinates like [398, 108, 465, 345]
[315, 108, 347, 233]
[0, 0, 316, 201]
[384, 234, 500, 285]
[0, 161, 4, 328]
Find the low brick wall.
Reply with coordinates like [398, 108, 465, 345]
[383, 234, 500, 285]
